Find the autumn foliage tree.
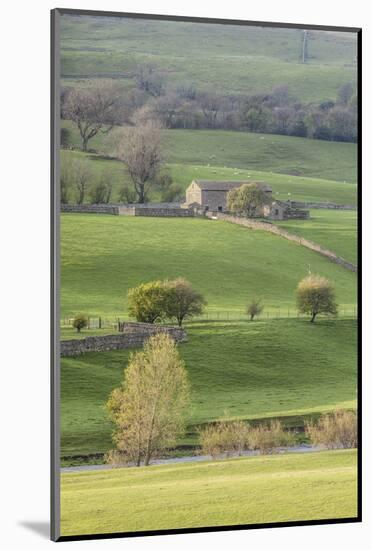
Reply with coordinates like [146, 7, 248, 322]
[296, 274, 338, 323]
[106, 333, 190, 466]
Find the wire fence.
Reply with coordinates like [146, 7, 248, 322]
[61, 307, 358, 330]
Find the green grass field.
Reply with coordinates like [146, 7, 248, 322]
[61, 318, 357, 459]
[60, 449, 357, 536]
[60, 15, 356, 103]
[61, 120, 358, 185]
[61, 215, 356, 319]
[277, 209, 358, 264]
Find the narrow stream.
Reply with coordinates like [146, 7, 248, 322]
[61, 444, 323, 473]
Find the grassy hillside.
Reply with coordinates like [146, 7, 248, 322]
[61, 149, 357, 205]
[277, 209, 357, 264]
[60, 450, 357, 536]
[60, 215, 356, 319]
[61, 318, 357, 458]
[60, 15, 357, 103]
[61, 120, 358, 184]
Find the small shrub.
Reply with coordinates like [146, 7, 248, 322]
[72, 313, 88, 333]
[248, 420, 295, 454]
[198, 420, 250, 458]
[305, 410, 357, 449]
[246, 299, 263, 320]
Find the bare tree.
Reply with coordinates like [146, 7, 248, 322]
[199, 93, 222, 128]
[116, 122, 163, 203]
[71, 159, 91, 204]
[62, 83, 121, 151]
[135, 63, 166, 98]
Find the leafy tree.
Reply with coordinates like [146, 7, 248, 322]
[227, 183, 270, 218]
[127, 281, 168, 323]
[60, 127, 71, 149]
[164, 278, 206, 326]
[116, 122, 163, 203]
[106, 333, 190, 466]
[246, 299, 263, 321]
[89, 174, 113, 204]
[71, 159, 91, 204]
[60, 155, 71, 204]
[118, 183, 137, 204]
[296, 274, 337, 323]
[72, 313, 88, 333]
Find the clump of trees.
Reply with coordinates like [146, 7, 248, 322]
[296, 274, 337, 323]
[128, 278, 206, 326]
[227, 183, 270, 217]
[198, 419, 294, 458]
[89, 173, 113, 204]
[72, 313, 88, 333]
[246, 299, 263, 321]
[105, 333, 190, 466]
[305, 410, 357, 449]
[60, 154, 116, 205]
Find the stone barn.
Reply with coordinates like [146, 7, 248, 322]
[183, 180, 272, 212]
[263, 200, 310, 220]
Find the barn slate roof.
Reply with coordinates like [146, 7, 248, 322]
[192, 180, 272, 192]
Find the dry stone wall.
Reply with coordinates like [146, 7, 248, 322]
[208, 212, 357, 272]
[61, 204, 120, 215]
[61, 322, 187, 357]
[290, 201, 356, 211]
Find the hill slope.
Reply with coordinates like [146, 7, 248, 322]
[61, 121, 358, 184]
[60, 14, 357, 103]
[61, 319, 357, 458]
[60, 215, 357, 318]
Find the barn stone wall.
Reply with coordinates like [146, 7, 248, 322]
[61, 323, 187, 357]
[290, 201, 356, 211]
[208, 212, 357, 272]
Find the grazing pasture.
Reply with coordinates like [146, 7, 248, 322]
[60, 449, 357, 535]
[61, 318, 357, 460]
[60, 15, 356, 103]
[61, 121, 358, 185]
[277, 209, 357, 264]
[60, 215, 357, 319]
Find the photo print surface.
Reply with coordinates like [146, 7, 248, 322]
[51, 8, 361, 541]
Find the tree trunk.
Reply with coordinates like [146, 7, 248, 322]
[136, 456, 141, 467]
[310, 312, 317, 323]
[81, 135, 88, 152]
[250, 314, 254, 321]
[137, 184, 145, 204]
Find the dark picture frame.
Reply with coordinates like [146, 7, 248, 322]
[51, 8, 362, 542]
